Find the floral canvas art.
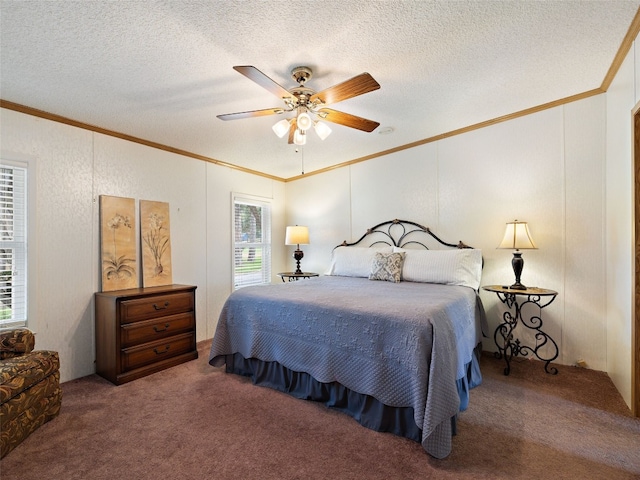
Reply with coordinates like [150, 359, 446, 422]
[140, 200, 173, 287]
[100, 195, 137, 291]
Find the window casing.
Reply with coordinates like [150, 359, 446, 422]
[0, 162, 27, 329]
[233, 194, 272, 289]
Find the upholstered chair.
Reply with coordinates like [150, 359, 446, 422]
[0, 328, 62, 458]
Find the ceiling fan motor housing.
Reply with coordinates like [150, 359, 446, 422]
[291, 66, 313, 85]
[289, 87, 316, 109]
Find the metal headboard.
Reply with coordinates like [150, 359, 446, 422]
[337, 219, 472, 250]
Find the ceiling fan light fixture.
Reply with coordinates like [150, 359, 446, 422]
[219, 66, 381, 146]
[314, 121, 331, 140]
[272, 119, 291, 138]
[297, 112, 312, 131]
[293, 129, 307, 145]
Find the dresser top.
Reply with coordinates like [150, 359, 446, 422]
[95, 284, 196, 298]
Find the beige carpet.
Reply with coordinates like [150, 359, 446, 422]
[1, 340, 638, 480]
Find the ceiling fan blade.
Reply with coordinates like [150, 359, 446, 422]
[310, 73, 380, 106]
[217, 108, 284, 121]
[233, 66, 295, 101]
[318, 108, 380, 132]
[287, 118, 297, 144]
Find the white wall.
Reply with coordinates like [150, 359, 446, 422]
[0, 108, 287, 382]
[205, 164, 286, 338]
[1, 113, 96, 378]
[287, 96, 608, 375]
[605, 41, 636, 409]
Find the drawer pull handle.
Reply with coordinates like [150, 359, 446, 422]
[153, 323, 170, 333]
[153, 301, 170, 310]
[154, 345, 171, 355]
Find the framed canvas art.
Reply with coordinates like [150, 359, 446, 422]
[100, 195, 137, 291]
[140, 200, 173, 287]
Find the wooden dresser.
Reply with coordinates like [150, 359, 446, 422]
[95, 284, 197, 385]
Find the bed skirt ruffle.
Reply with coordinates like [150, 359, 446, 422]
[222, 342, 483, 444]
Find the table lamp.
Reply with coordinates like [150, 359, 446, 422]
[285, 225, 309, 274]
[498, 220, 537, 290]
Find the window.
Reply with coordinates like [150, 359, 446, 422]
[0, 162, 27, 329]
[233, 194, 271, 289]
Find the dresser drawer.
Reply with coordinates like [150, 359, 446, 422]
[120, 312, 195, 348]
[119, 292, 194, 323]
[121, 332, 195, 372]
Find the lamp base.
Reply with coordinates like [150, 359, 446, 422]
[293, 248, 304, 275]
[510, 251, 527, 290]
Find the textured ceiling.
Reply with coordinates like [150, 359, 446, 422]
[1, 1, 639, 180]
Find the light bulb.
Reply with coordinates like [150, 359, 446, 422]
[297, 112, 312, 131]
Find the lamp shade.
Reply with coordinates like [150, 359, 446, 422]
[293, 129, 306, 145]
[285, 225, 309, 245]
[297, 112, 312, 131]
[314, 121, 332, 140]
[498, 221, 537, 250]
[272, 119, 290, 138]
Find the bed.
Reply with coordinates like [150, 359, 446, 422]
[209, 219, 487, 458]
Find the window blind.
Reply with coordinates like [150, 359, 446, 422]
[233, 195, 271, 289]
[0, 164, 27, 328]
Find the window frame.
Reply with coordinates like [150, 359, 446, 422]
[0, 158, 30, 330]
[231, 193, 272, 290]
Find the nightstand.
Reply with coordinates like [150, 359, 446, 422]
[482, 285, 558, 376]
[277, 272, 319, 282]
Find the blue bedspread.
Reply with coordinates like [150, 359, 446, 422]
[209, 276, 486, 458]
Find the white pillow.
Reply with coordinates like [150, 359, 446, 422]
[393, 247, 482, 290]
[326, 246, 393, 277]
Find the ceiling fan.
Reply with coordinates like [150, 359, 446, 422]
[217, 65, 381, 145]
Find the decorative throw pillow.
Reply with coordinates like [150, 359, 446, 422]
[369, 251, 405, 283]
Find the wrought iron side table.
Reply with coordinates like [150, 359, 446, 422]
[277, 272, 319, 282]
[483, 285, 559, 376]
